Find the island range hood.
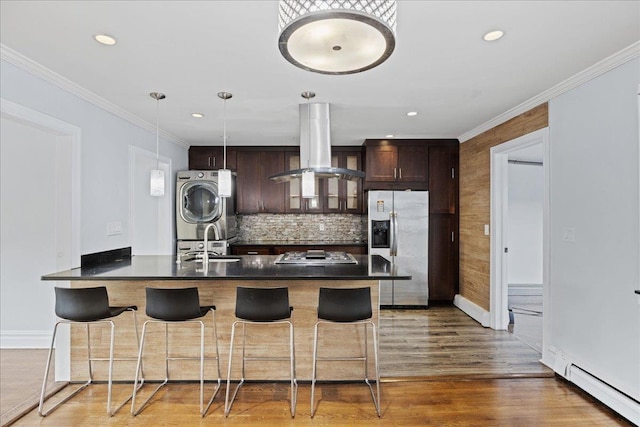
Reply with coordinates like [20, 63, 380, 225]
[269, 101, 365, 183]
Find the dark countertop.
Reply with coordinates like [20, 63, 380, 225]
[232, 240, 367, 246]
[41, 254, 409, 281]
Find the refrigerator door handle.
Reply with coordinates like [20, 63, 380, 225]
[390, 211, 398, 256]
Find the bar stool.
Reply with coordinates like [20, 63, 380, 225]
[225, 286, 297, 417]
[310, 287, 380, 417]
[131, 287, 221, 416]
[39, 286, 141, 417]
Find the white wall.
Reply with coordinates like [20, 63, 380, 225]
[0, 60, 187, 255]
[0, 59, 188, 347]
[507, 163, 544, 286]
[0, 118, 60, 335]
[548, 57, 639, 410]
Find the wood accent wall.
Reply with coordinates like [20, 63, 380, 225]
[458, 104, 548, 310]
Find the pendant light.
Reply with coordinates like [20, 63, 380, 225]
[149, 92, 165, 197]
[278, 0, 397, 75]
[217, 91, 232, 198]
[301, 91, 315, 199]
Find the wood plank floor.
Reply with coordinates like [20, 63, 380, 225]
[2, 307, 630, 426]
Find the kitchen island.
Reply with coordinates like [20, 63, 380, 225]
[42, 254, 408, 382]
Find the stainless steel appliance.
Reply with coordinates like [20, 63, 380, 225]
[176, 239, 231, 257]
[274, 250, 357, 265]
[175, 170, 237, 241]
[368, 191, 429, 307]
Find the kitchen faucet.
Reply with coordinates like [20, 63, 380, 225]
[202, 223, 220, 264]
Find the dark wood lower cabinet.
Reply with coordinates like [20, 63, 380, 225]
[428, 214, 458, 303]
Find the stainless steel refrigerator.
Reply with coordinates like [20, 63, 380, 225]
[368, 190, 429, 307]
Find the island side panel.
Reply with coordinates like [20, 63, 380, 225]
[70, 279, 379, 382]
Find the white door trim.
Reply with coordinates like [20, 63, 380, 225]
[1, 98, 81, 380]
[489, 127, 550, 339]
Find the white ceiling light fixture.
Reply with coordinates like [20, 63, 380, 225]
[278, 0, 397, 75]
[483, 30, 504, 42]
[192, 112, 204, 118]
[93, 34, 117, 46]
[217, 91, 233, 198]
[149, 92, 166, 197]
[407, 111, 418, 117]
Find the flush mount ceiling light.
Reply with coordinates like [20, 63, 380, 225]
[406, 111, 418, 117]
[93, 34, 117, 46]
[278, 0, 397, 75]
[149, 92, 166, 197]
[191, 113, 204, 118]
[483, 30, 504, 42]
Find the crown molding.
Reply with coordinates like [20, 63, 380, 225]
[459, 41, 640, 143]
[0, 44, 189, 149]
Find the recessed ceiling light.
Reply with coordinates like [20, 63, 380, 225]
[407, 111, 418, 117]
[192, 113, 204, 118]
[483, 30, 504, 42]
[385, 134, 395, 138]
[93, 34, 117, 46]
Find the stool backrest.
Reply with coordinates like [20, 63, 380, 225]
[318, 287, 372, 322]
[55, 287, 112, 321]
[145, 287, 203, 321]
[235, 287, 291, 321]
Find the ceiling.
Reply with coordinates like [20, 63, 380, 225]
[1, 1, 638, 148]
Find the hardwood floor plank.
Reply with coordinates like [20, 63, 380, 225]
[7, 306, 624, 426]
[10, 379, 630, 426]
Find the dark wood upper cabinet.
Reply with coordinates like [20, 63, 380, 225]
[236, 150, 285, 214]
[324, 148, 363, 214]
[428, 145, 458, 214]
[284, 152, 323, 213]
[188, 146, 237, 170]
[363, 140, 428, 190]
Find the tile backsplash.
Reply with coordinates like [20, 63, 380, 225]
[237, 214, 366, 242]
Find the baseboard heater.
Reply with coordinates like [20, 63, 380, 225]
[567, 364, 639, 425]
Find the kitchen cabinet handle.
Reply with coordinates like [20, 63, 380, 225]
[399, 168, 402, 180]
[394, 167, 397, 179]
[247, 251, 258, 255]
[451, 167, 455, 179]
[208, 157, 212, 167]
[213, 157, 216, 167]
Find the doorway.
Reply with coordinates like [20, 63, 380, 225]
[489, 128, 549, 356]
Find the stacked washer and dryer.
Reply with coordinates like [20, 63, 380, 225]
[175, 170, 237, 257]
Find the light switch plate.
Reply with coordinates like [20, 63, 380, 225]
[561, 227, 576, 242]
[106, 221, 122, 236]
[484, 224, 490, 235]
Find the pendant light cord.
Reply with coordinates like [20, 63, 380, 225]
[223, 97, 227, 170]
[155, 98, 160, 170]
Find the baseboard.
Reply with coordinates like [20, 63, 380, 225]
[453, 294, 491, 327]
[569, 365, 640, 425]
[0, 330, 51, 348]
[508, 283, 543, 296]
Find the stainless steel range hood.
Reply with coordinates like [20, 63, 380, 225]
[269, 102, 365, 183]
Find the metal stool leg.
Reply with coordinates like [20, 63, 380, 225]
[202, 308, 222, 416]
[224, 321, 244, 416]
[310, 320, 381, 418]
[310, 321, 320, 418]
[289, 320, 298, 417]
[39, 320, 116, 417]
